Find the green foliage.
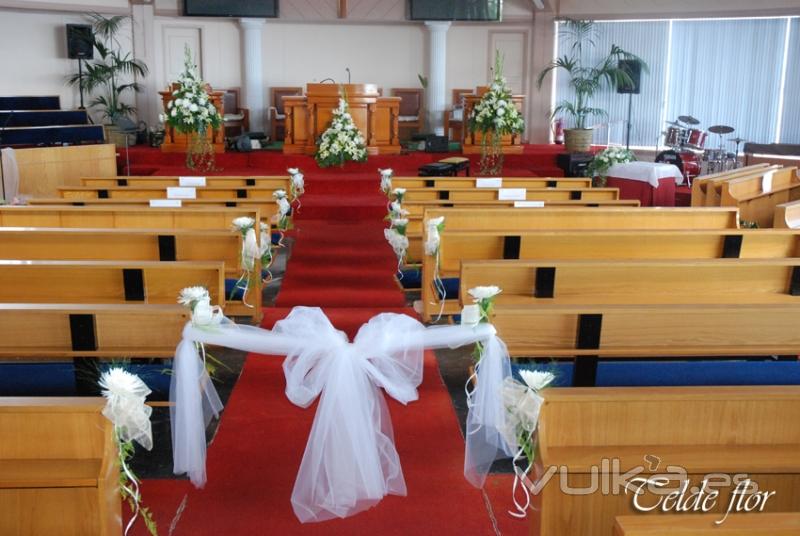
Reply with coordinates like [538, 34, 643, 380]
[117, 437, 158, 535]
[315, 88, 368, 168]
[162, 46, 222, 135]
[536, 19, 647, 129]
[66, 13, 148, 123]
[469, 50, 525, 136]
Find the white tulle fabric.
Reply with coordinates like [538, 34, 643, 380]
[170, 307, 512, 522]
[240, 228, 259, 271]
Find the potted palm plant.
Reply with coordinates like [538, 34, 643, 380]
[67, 13, 148, 147]
[537, 19, 645, 153]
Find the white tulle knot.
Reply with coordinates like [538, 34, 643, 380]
[99, 368, 153, 450]
[241, 227, 259, 271]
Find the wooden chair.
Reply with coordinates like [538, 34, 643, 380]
[391, 88, 424, 141]
[443, 88, 472, 142]
[534, 386, 800, 535]
[0, 397, 120, 535]
[221, 88, 249, 138]
[269, 87, 302, 141]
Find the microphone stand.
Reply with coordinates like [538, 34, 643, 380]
[0, 109, 14, 201]
[346, 68, 351, 84]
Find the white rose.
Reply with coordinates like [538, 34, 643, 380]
[178, 286, 209, 307]
[468, 286, 502, 301]
[519, 370, 555, 392]
[232, 216, 255, 231]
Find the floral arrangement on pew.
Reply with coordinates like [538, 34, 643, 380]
[424, 215, 446, 320]
[314, 88, 368, 168]
[260, 221, 274, 282]
[98, 367, 158, 535]
[178, 286, 226, 376]
[230, 217, 260, 308]
[384, 193, 409, 274]
[469, 50, 525, 176]
[160, 46, 222, 171]
[502, 369, 555, 518]
[273, 189, 292, 247]
[461, 286, 502, 362]
[379, 168, 393, 195]
[287, 168, 305, 211]
[587, 146, 636, 187]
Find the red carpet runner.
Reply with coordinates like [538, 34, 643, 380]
[135, 172, 529, 535]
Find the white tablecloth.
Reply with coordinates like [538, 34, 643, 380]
[607, 161, 682, 188]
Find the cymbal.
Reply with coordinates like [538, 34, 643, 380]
[729, 137, 747, 144]
[709, 125, 735, 134]
[665, 121, 682, 127]
[678, 115, 700, 125]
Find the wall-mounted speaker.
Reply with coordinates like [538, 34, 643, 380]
[616, 59, 641, 95]
[66, 24, 94, 60]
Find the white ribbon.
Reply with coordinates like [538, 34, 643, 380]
[170, 307, 512, 522]
[240, 228, 259, 272]
[425, 217, 447, 320]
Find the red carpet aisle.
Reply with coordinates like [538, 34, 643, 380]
[134, 172, 529, 535]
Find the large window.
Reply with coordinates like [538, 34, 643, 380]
[553, 17, 798, 148]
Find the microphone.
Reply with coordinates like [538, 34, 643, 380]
[346, 68, 351, 84]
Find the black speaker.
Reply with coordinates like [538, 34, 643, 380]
[67, 24, 94, 60]
[424, 135, 449, 153]
[556, 152, 593, 178]
[617, 59, 641, 95]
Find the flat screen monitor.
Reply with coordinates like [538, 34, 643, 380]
[184, 0, 279, 18]
[408, 0, 502, 21]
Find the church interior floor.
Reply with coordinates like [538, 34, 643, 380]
[126, 168, 530, 535]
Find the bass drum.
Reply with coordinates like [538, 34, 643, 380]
[655, 150, 701, 184]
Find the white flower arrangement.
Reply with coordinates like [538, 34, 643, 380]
[315, 93, 368, 168]
[273, 189, 292, 232]
[178, 286, 209, 308]
[287, 168, 305, 200]
[466, 285, 502, 362]
[469, 51, 525, 137]
[232, 216, 256, 233]
[468, 286, 502, 301]
[384, 227, 409, 260]
[587, 146, 636, 182]
[178, 286, 223, 327]
[392, 187, 406, 203]
[379, 168, 393, 194]
[164, 46, 221, 135]
[388, 201, 408, 219]
[424, 216, 445, 257]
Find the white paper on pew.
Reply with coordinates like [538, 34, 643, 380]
[498, 188, 526, 201]
[179, 176, 206, 187]
[476, 178, 502, 188]
[167, 187, 197, 199]
[762, 171, 775, 193]
[150, 199, 182, 208]
[513, 201, 545, 208]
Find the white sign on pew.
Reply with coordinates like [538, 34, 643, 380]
[179, 176, 206, 187]
[476, 178, 503, 188]
[498, 188, 526, 201]
[167, 187, 197, 199]
[149, 199, 182, 208]
[513, 201, 545, 208]
[762, 171, 775, 194]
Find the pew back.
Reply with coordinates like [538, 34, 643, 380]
[392, 177, 592, 189]
[773, 199, 800, 229]
[82, 175, 290, 188]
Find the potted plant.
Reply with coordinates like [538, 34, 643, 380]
[536, 19, 645, 153]
[67, 13, 148, 147]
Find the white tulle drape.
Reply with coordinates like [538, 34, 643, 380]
[170, 307, 513, 522]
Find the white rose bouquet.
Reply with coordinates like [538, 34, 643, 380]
[162, 46, 221, 136]
[469, 51, 525, 137]
[587, 146, 636, 186]
[315, 91, 368, 168]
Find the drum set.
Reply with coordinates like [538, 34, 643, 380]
[655, 115, 744, 185]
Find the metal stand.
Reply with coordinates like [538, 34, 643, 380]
[78, 59, 85, 110]
[625, 93, 633, 150]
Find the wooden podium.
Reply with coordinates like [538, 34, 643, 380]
[283, 84, 401, 155]
[159, 84, 225, 153]
[462, 86, 524, 155]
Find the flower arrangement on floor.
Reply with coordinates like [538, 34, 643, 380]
[287, 168, 305, 211]
[230, 217, 260, 308]
[502, 369, 555, 518]
[314, 88, 368, 168]
[98, 367, 158, 535]
[160, 46, 221, 171]
[273, 189, 292, 246]
[587, 146, 636, 186]
[469, 50, 525, 176]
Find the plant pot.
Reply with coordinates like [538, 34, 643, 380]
[104, 125, 135, 148]
[564, 128, 593, 153]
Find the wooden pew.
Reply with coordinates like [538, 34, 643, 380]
[460, 258, 800, 306]
[773, 199, 800, 228]
[690, 163, 771, 207]
[25, 197, 279, 219]
[395, 186, 620, 203]
[700, 166, 785, 208]
[0, 259, 225, 307]
[614, 513, 800, 535]
[0, 303, 187, 359]
[534, 386, 800, 536]
[0, 227, 263, 318]
[418, 208, 741, 320]
[391, 176, 593, 189]
[0, 397, 120, 535]
[82, 175, 291, 188]
[719, 167, 800, 227]
[59, 185, 286, 200]
[0, 205, 261, 229]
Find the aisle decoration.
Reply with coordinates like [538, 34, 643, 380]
[424, 216, 447, 320]
[379, 168, 393, 195]
[161, 46, 221, 171]
[314, 88, 368, 168]
[469, 51, 525, 176]
[502, 369, 555, 518]
[273, 189, 292, 247]
[170, 302, 513, 521]
[230, 217, 259, 308]
[287, 167, 305, 211]
[260, 221, 274, 283]
[384, 195, 410, 274]
[587, 146, 636, 186]
[98, 367, 158, 536]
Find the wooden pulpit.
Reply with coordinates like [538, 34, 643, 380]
[462, 86, 525, 155]
[283, 84, 401, 156]
[159, 84, 226, 153]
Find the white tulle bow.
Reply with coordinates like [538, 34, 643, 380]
[171, 307, 512, 522]
[240, 227, 259, 272]
[99, 368, 153, 450]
